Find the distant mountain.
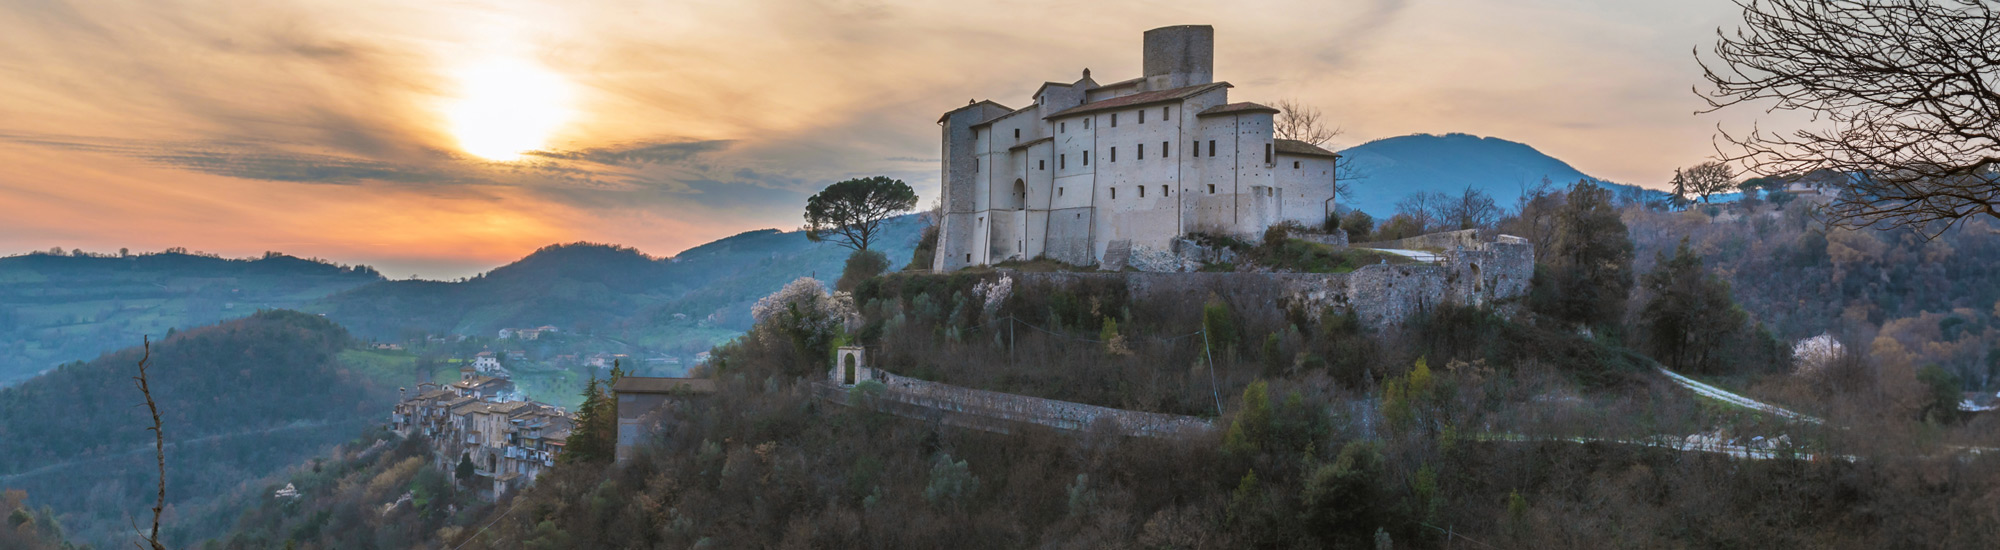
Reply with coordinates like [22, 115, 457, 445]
[1335, 133, 1666, 216]
[312, 215, 927, 345]
[0, 251, 382, 385]
[0, 310, 398, 547]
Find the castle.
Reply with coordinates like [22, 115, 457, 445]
[934, 25, 1341, 271]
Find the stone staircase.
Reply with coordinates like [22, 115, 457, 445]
[1099, 239, 1133, 271]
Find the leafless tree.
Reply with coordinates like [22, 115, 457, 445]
[1273, 99, 1340, 147]
[1700, 0, 2000, 236]
[1676, 161, 1738, 204]
[132, 337, 166, 550]
[1395, 192, 1445, 233]
[1445, 186, 1501, 230]
[1273, 98, 1363, 198]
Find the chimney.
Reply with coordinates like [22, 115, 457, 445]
[1143, 25, 1214, 90]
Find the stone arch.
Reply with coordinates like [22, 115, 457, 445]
[1009, 179, 1027, 210]
[833, 346, 867, 386]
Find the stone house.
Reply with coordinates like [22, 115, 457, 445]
[935, 25, 1341, 271]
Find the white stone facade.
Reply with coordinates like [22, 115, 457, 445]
[934, 25, 1341, 271]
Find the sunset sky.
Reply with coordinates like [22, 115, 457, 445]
[0, 0, 1771, 279]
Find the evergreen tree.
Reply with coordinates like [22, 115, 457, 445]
[1534, 181, 1635, 330]
[1639, 239, 1746, 373]
[454, 453, 474, 483]
[559, 372, 617, 464]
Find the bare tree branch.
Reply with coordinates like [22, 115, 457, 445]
[132, 336, 166, 550]
[1700, 0, 2000, 237]
[1274, 99, 1342, 147]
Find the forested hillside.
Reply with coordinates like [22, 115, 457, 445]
[0, 251, 381, 385]
[0, 310, 399, 547]
[312, 215, 925, 347]
[1626, 198, 2000, 390]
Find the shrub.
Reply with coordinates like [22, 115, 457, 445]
[836, 250, 891, 292]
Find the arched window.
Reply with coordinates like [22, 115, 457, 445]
[843, 354, 856, 385]
[1011, 179, 1027, 210]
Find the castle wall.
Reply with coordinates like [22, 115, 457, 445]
[1274, 153, 1338, 228]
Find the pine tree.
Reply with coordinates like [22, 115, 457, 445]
[559, 372, 617, 464]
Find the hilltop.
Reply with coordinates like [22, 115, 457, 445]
[1336, 133, 1665, 215]
[0, 251, 382, 385]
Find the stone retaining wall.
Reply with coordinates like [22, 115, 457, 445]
[825, 370, 1213, 438]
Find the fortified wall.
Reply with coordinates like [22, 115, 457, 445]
[1018, 229, 1532, 328]
[824, 347, 1210, 437]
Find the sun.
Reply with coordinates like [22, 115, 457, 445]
[445, 58, 575, 161]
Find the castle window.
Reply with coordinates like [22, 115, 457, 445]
[1059, 187, 1064, 196]
[1138, 110, 1145, 124]
[1162, 141, 1170, 158]
[1084, 151, 1090, 165]
[1264, 143, 1272, 164]
[1015, 128, 1021, 140]
[1293, 161, 1301, 169]
[1191, 140, 1200, 157]
[1110, 147, 1117, 162]
[1083, 118, 1090, 129]
[1137, 143, 1144, 160]
[1139, 186, 1146, 198]
[1111, 113, 1118, 127]
[1208, 140, 1216, 156]
[1111, 187, 1117, 199]
[1061, 154, 1066, 169]
[1162, 185, 1170, 196]
[1039, 160, 1046, 170]
[1163, 107, 1170, 121]
[1060, 122, 1066, 132]
[1208, 184, 1216, 194]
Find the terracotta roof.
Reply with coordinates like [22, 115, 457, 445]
[1274, 139, 1340, 158]
[613, 376, 718, 394]
[1043, 82, 1232, 119]
[1009, 136, 1054, 151]
[1197, 102, 1280, 117]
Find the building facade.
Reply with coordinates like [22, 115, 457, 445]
[934, 25, 1341, 271]
[390, 370, 572, 498]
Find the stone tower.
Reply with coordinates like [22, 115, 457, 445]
[1142, 25, 1215, 90]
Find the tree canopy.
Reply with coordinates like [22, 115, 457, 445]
[804, 176, 919, 251]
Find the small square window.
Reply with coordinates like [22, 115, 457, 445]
[1111, 113, 1118, 127]
[1163, 107, 1170, 121]
[1138, 110, 1145, 124]
[1161, 185, 1169, 196]
[1060, 122, 1066, 132]
[1208, 140, 1216, 156]
[1293, 161, 1301, 169]
[1162, 141, 1170, 158]
[1039, 160, 1046, 170]
[1191, 140, 1199, 157]
[1014, 128, 1020, 139]
[1084, 118, 1090, 129]
[1059, 187, 1064, 196]
[1208, 184, 1216, 194]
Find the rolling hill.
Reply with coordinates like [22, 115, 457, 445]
[0, 251, 382, 385]
[0, 310, 400, 547]
[310, 215, 928, 346]
[1336, 133, 1667, 216]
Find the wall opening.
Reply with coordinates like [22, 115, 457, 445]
[843, 354, 856, 385]
[1010, 179, 1027, 210]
